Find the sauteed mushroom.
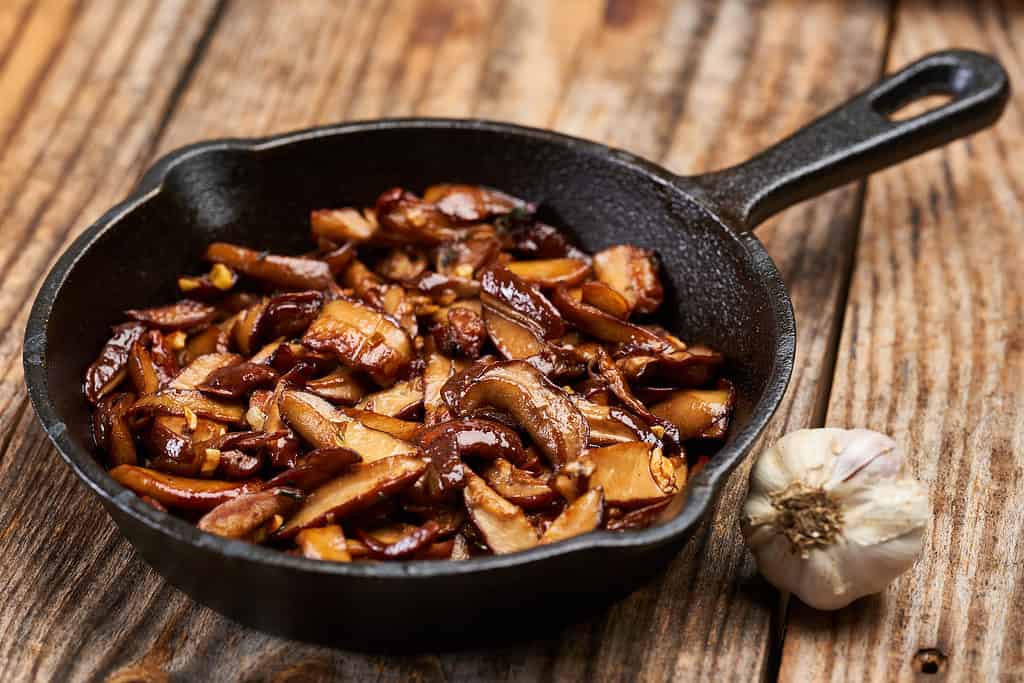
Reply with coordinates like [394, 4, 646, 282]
[85, 182, 735, 562]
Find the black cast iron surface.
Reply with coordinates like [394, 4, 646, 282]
[23, 50, 1007, 648]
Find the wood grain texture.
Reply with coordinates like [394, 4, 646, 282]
[0, 0, 900, 681]
[778, 1, 1024, 681]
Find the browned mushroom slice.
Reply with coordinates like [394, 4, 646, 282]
[482, 305, 545, 359]
[197, 487, 303, 539]
[423, 184, 527, 222]
[481, 458, 557, 509]
[302, 298, 413, 385]
[422, 352, 467, 425]
[276, 455, 427, 539]
[549, 455, 596, 502]
[586, 442, 678, 508]
[435, 231, 503, 277]
[375, 188, 458, 245]
[580, 280, 631, 319]
[340, 259, 386, 307]
[278, 390, 346, 449]
[339, 416, 419, 463]
[93, 392, 138, 466]
[479, 267, 564, 340]
[130, 389, 246, 425]
[409, 271, 481, 301]
[502, 218, 585, 260]
[354, 521, 441, 559]
[295, 524, 352, 561]
[380, 285, 418, 338]
[127, 341, 161, 396]
[605, 499, 672, 531]
[311, 208, 377, 243]
[170, 353, 242, 390]
[375, 247, 428, 282]
[442, 360, 588, 466]
[184, 325, 231, 361]
[617, 346, 724, 387]
[266, 447, 362, 492]
[463, 470, 538, 555]
[146, 415, 226, 476]
[256, 290, 324, 341]
[197, 361, 280, 398]
[125, 299, 218, 331]
[84, 323, 147, 403]
[233, 300, 268, 356]
[505, 258, 591, 288]
[431, 307, 486, 359]
[592, 245, 664, 315]
[539, 488, 605, 544]
[550, 286, 667, 351]
[266, 342, 336, 376]
[355, 376, 423, 418]
[649, 383, 734, 440]
[571, 397, 654, 446]
[341, 410, 419, 442]
[416, 418, 527, 499]
[321, 241, 356, 275]
[204, 242, 333, 291]
[109, 465, 259, 512]
[306, 366, 370, 405]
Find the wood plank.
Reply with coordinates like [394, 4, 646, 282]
[0, 0, 890, 680]
[0, 1, 225, 680]
[778, 2, 1024, 681]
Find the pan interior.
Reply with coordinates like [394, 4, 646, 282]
[43, 123, 786, 528]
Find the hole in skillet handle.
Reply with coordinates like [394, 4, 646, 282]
[871, 61, 966, 122]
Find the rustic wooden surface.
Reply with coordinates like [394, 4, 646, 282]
[0, 1, 1017, 681]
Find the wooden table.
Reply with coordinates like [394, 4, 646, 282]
[0, 1, 1019, 680]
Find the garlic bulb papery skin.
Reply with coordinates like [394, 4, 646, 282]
[741, 428, 929, 610]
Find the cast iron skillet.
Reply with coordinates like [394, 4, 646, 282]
[24, 50, 1007, 648]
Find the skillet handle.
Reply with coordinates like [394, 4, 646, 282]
[685, 50, 1009, 232]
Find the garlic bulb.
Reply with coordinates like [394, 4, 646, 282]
[741, 428, 929, 610]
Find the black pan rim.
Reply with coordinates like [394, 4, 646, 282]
[23, 117, 795, 579]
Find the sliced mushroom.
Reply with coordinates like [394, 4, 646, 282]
[605, 499, 672, 531]
[462, 470, 538, 555]
[197, 361, 280, 398]
[311, 208, 377, 243]
[482, 304, 544, 360]
[146, 415, 226, 476]
[500, 216, 585, 260]
[409, 271, 481, 301]
[93, 392, 138, 466]
[539, 488, 604, 544]
[649, 382, 734, 440]
[423, 184, 526, 223]
[618, 346, 725, 388]
[171, 353, 242, 390]
[416, 418, 527, 499]
[355, 377, 424, 418]
[354, 521, 441, 559]
[84, 323, 147, 403]
[110, 465, 259, 512]
[204, 242, 333, 290]
[295, 524, 352, 561]
[306, 366, 370, 405]
[127, 341, 161, 396]
[279, 390, 346, 449]
[375, 247, 428, 282]
[431, 307, 486, 359]
[442, 360, 588, 465]
[341, 410, 419, 442]
[422, 352, 466, 425]
[505, 258, 591, 288]
[257, 290, 324, 342]
[551, 286, 667, 351]
[375, 188, 457, 245]
[479, 267, 564, 340]
[435, 232, 503, 277]
[586, 442, 678, 508]
[592, 245, 664, 315]
[572, 396, 646, 445]
[130, 389, 246, 425]
[339, 417, 419, 463]
[125, 299, 218, 331]
[580, 281, 631, 319]
[266, 447, 362, 492]
[197, 487, 303, 539]
[302, 298, 413, 386]
[276, 455, 427, 539]
[481, 458, 557, 509]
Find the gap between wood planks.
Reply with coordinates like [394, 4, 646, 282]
[763, 1, 900, 680]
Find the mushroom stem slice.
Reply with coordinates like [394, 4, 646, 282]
[197, 487, 303, 539]
[85, 323, 147, 403]
[278, 390, 346, 449]
[129, 389, 246, 425]
[204, 242, 333, 291]
[442, 360, 588, 466]
[276, 455, 427, 539]
[463, 470, 539, 555]
[110, 465, 259, 512]
[540, 488, 605, 544]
